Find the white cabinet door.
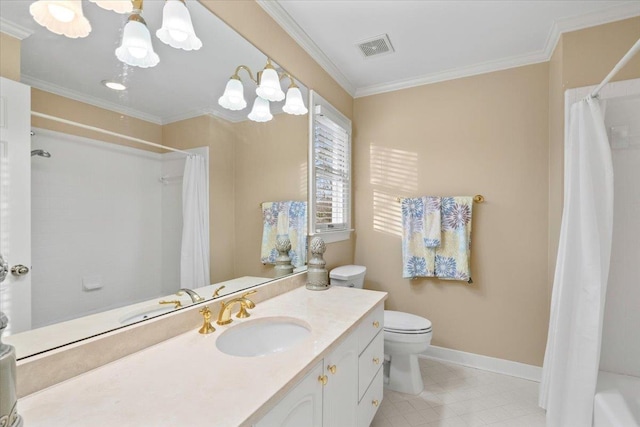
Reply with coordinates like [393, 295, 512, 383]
[0, 77, 31, 334]
[323, 331, 358, 427]
[255, 361, 323, 427]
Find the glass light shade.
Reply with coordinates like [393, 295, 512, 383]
[115, 17, 160, 68]
[248, 97, 273, 123]
[29, 1, 91, 38]
[218, 78, 246, 111]
[282, 87, 308, 115]
[89, 1, 133, 14]
[256, 67, 285, 102]
[156, 0, 202, 51]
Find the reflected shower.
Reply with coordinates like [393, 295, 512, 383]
[31, 149, 51, 158]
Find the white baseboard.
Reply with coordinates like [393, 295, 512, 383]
[420, 345, 542, 382]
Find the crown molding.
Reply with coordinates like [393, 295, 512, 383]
[258, 1, 640, 99]
[355, 50, 550, 98]
[542, 1, 640, 60]
[0, 17, 34, 40]
[356, 2, 640, 98]
[22, 75, 164, 125]
[163, 107, 245, 124]
[256, 0, 356, 97]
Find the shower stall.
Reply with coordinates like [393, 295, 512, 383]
[29, 128, 207, 328]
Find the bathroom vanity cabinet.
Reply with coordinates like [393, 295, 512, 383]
[255, 303, 384, 427]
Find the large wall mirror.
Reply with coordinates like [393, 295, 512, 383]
[0, 0, 309, 359]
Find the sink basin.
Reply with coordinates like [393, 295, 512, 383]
[119, 305, 176, 325]
[216, 317, 311, 357]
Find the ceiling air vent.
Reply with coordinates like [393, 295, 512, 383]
[357, 34, 394, 58]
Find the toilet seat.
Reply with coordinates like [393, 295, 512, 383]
[384, 310, 432, 334]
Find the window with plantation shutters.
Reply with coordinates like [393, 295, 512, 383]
[309, 91, 352, 242]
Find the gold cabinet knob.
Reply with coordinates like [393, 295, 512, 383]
[328, 365, 337, 374]
[372, 399, 379, 407]
[373, 320, 380, 328]
[373, 357, 380, 365]
[318, 375, 328, 385]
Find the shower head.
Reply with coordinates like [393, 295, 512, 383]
[31, 149, 51, 158]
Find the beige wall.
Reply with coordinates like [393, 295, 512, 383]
[162, 115, 237, 284]
[0, 32, 20, 81]
[232, 113, 308, 278]
[353, 63, 550, 366]
[31, 89, 163, 150]
[547, 17, 640, 297]
[547, 38, 564, 297]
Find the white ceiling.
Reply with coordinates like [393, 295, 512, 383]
[259, 0, 640, 97]
[0, 1, 307, 124]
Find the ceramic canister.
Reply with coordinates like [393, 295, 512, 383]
[0, 312, 22, 427]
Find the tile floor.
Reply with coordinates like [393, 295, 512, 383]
[371, 358, 546, 427]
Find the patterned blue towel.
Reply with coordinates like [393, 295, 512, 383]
[402, 196, 473, 282]
[261, 201, 307, 268]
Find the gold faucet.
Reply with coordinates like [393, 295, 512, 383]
[176, 288, 204, 303]
[212, 285, 226, 298]
[159, 300, 182, 309]
[216, 290, 257, 325]
[198, 306, 216, 335]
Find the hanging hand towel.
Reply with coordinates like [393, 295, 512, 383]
[401, 197, 436, 278]
[434, 196, 473, 282]
[261, 201, 307, 268]
[423, 196, 442, 247]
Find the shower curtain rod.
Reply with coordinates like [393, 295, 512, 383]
[591, 38, 640, 98]
[31, 111, 195, 156]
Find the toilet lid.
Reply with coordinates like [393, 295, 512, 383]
[330, 265, 366, 280]
[384, 310, 432, 333]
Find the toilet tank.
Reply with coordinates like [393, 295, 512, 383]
[329, 265, 367, 288]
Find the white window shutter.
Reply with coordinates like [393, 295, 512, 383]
[309, 91, 352, 242]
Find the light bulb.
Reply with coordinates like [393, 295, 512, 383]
[168, 29, 188, 42]
[47, 3, 75, 22]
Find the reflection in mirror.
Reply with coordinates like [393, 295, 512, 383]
[0, 0, 308, 359]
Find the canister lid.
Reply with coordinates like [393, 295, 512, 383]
[329, 265, 366, 280]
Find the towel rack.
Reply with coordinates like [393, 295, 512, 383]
[395, 195, 485, 203]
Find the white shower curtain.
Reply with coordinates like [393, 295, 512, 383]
[539, 97, 614, 426]
[180, 155, 210, 289]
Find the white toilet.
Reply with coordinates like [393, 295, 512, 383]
[329, 265, 433, 395]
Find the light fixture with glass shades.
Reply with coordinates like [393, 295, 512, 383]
[89, 0, 133, 14]
[29, 0, 201, 69]
[156, 0, 202, 51]
[218, 59, 308, 122]
[29, 0, 92, 39]
[248, 96, 273, 123]
[116, 3, 160, 68]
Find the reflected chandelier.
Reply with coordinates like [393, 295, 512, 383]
[29, 0, 202, 68]
[218, 59, 308, 123]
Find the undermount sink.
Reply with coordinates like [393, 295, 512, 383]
[216, 317, 311, 357]
[119, 305, 177, 326]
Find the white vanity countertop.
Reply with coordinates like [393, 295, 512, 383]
[18, 286, 387, 427]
